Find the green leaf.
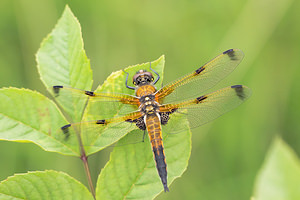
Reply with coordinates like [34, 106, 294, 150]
[252, 137, 300, 200]
[0, 88, 80, 156]
[80, 56, 165, 156]
[36, 5, 93, 122]
[0, 170, 94, 200]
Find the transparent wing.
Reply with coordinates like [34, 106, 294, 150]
[113, 129, 147, 147]
[156, 49, 244, 104]
[54, 111, 143, 153]
[159, 85, 251, 134]
[52, 86, 140, 117]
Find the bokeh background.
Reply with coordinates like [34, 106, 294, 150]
[1, 0, 299, 199]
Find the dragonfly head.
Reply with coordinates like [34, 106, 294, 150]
[133, 70, 154, 86]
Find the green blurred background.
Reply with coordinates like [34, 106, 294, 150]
[1, 0, 299, 199]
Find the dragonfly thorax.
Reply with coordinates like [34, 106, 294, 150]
[139, 94, 159, 115]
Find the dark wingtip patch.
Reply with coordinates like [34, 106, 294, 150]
[231, 85, 242, 88]
[53, 85, 63, 95]
[231, 85, 246, 100]
[223, 49, 234, 54]
[223, 49, 238, 60]
[61, 124, 71, 139]
[61, 124, 71, 132]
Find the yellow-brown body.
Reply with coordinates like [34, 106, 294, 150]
[145, 114, 163, 154]
[135, 84, 169, 192]
[135, 85, 156, 97]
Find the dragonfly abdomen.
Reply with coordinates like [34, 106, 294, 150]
[145, 114, 169, 192]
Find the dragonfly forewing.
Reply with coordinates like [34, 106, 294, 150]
[156, 49, 244, 104]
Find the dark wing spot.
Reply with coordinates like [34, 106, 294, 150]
[223, 49, 238, 60]
[171, 108, 178, 113]
[195, 66, 205, 75]
[96, 120, 106, 124]
[196, 95, 207, 103]
[125, 119, 134, 123]
[231, 85, 246, 100]
[231, 84, 242, 88]
[85, 91, 95, 96]
[53, 85, 63, 95]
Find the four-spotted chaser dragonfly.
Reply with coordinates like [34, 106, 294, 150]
[53, 49, 251, 192]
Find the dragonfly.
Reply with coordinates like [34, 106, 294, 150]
[53, 49, 251, 192]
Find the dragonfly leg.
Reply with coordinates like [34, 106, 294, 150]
[122, 69, 135, 90]
[142, 130, 146, 142]
[150, 62, 160, 85]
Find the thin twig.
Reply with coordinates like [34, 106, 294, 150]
[81, 152, 96, 199]
[76, 129, 96, 199]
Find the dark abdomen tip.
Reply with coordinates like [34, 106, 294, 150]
[164, 185, 169, 192]
[153, 146, 169, 192]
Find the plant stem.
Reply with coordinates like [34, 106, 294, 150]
[81, 152, 96, 199]
[76, 130, 96, 199]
